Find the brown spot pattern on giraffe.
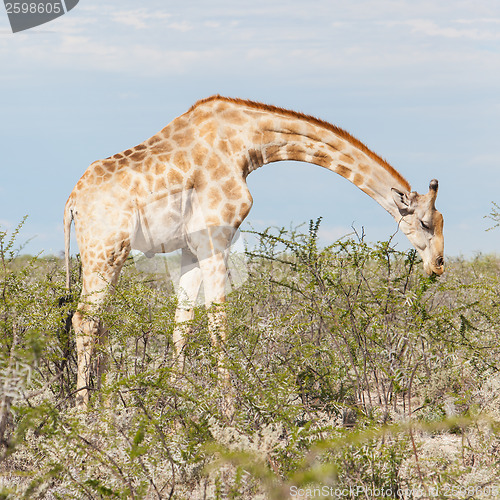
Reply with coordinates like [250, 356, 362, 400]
[353, 174, 364, 186]
[190, 95, 410, 191]
[168, 169, 184, 186]
[336, 165, 352, 178]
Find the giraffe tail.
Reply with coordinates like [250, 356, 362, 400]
[58, 199, 74, 336]
[63, 198, 74, 294]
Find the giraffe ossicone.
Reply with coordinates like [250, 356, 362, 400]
[64, 95, 444, 407]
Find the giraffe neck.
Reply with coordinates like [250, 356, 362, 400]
[243, 110, 410, 219]
[189, 97, 409, 220]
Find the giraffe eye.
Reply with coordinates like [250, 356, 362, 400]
[420, 220, 430, 230]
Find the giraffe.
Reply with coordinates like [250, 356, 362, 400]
[64, 95, 444, 406]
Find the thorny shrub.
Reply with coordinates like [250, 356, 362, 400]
[0, 218, 499, 499]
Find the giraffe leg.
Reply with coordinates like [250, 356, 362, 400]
[188, 216, 246, 389]
[73, 287, 107, 407]
[198, 249, 236, 419]
[73, 243, 129, 407]
[198, 251, 230, 385]
[172, 248, 202, 374]
[95, 324, 109, 394]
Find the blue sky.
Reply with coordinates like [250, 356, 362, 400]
[0, 0, 499, 258]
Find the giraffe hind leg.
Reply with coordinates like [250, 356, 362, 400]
[73, 243, 130, 407]
[73, 297, 103, 407]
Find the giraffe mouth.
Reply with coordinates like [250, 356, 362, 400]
[432, 266, 445, 276]
[424, 260, 444, 276]
[425, 264, 444, 277]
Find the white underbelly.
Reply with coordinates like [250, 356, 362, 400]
[129, 188, 208, 257]
[130, 193, 187, 256]
[131, 214, 186, 256]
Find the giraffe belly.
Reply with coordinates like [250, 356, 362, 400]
[129, 187, 223, 258]
[130, 199, 187, 256]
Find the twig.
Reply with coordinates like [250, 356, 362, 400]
[76, 433, 137, 499]
[407, 361, 428, 497]
[0, 328, 18, 447]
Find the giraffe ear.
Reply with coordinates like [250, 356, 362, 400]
[392, 188, 415, 215]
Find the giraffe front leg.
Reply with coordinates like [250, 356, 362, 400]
[199, 253, 230, 386]
[172, 249, 202, 375]
[201, 263, 234, 419]
[172, 308, 193, 373]
[207, 301, 229, 386]
[96, 324, 109, 398]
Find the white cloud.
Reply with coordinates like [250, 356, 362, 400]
[407, 19, 500, 41]
[1, 0, 499, 85]
[112, 12, 148, 30]
[111, 9, 172, 30]
[168, 21, 194, 32]
[454, 18, 500, 25]
[58, 34, 119, 57]
[204, 21, 221, 29]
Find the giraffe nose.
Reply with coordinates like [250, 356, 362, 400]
[436, 256, 444, 267]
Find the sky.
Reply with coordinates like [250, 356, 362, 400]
[0, 0, 499, 259]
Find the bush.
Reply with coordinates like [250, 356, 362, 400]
[0, 219, 499, 499]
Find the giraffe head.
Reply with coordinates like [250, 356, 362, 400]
[392, 179, 444, 276]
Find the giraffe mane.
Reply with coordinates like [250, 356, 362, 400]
[190, 95, 411, 192]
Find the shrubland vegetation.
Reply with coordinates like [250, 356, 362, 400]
[0, 218, 499, 499]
